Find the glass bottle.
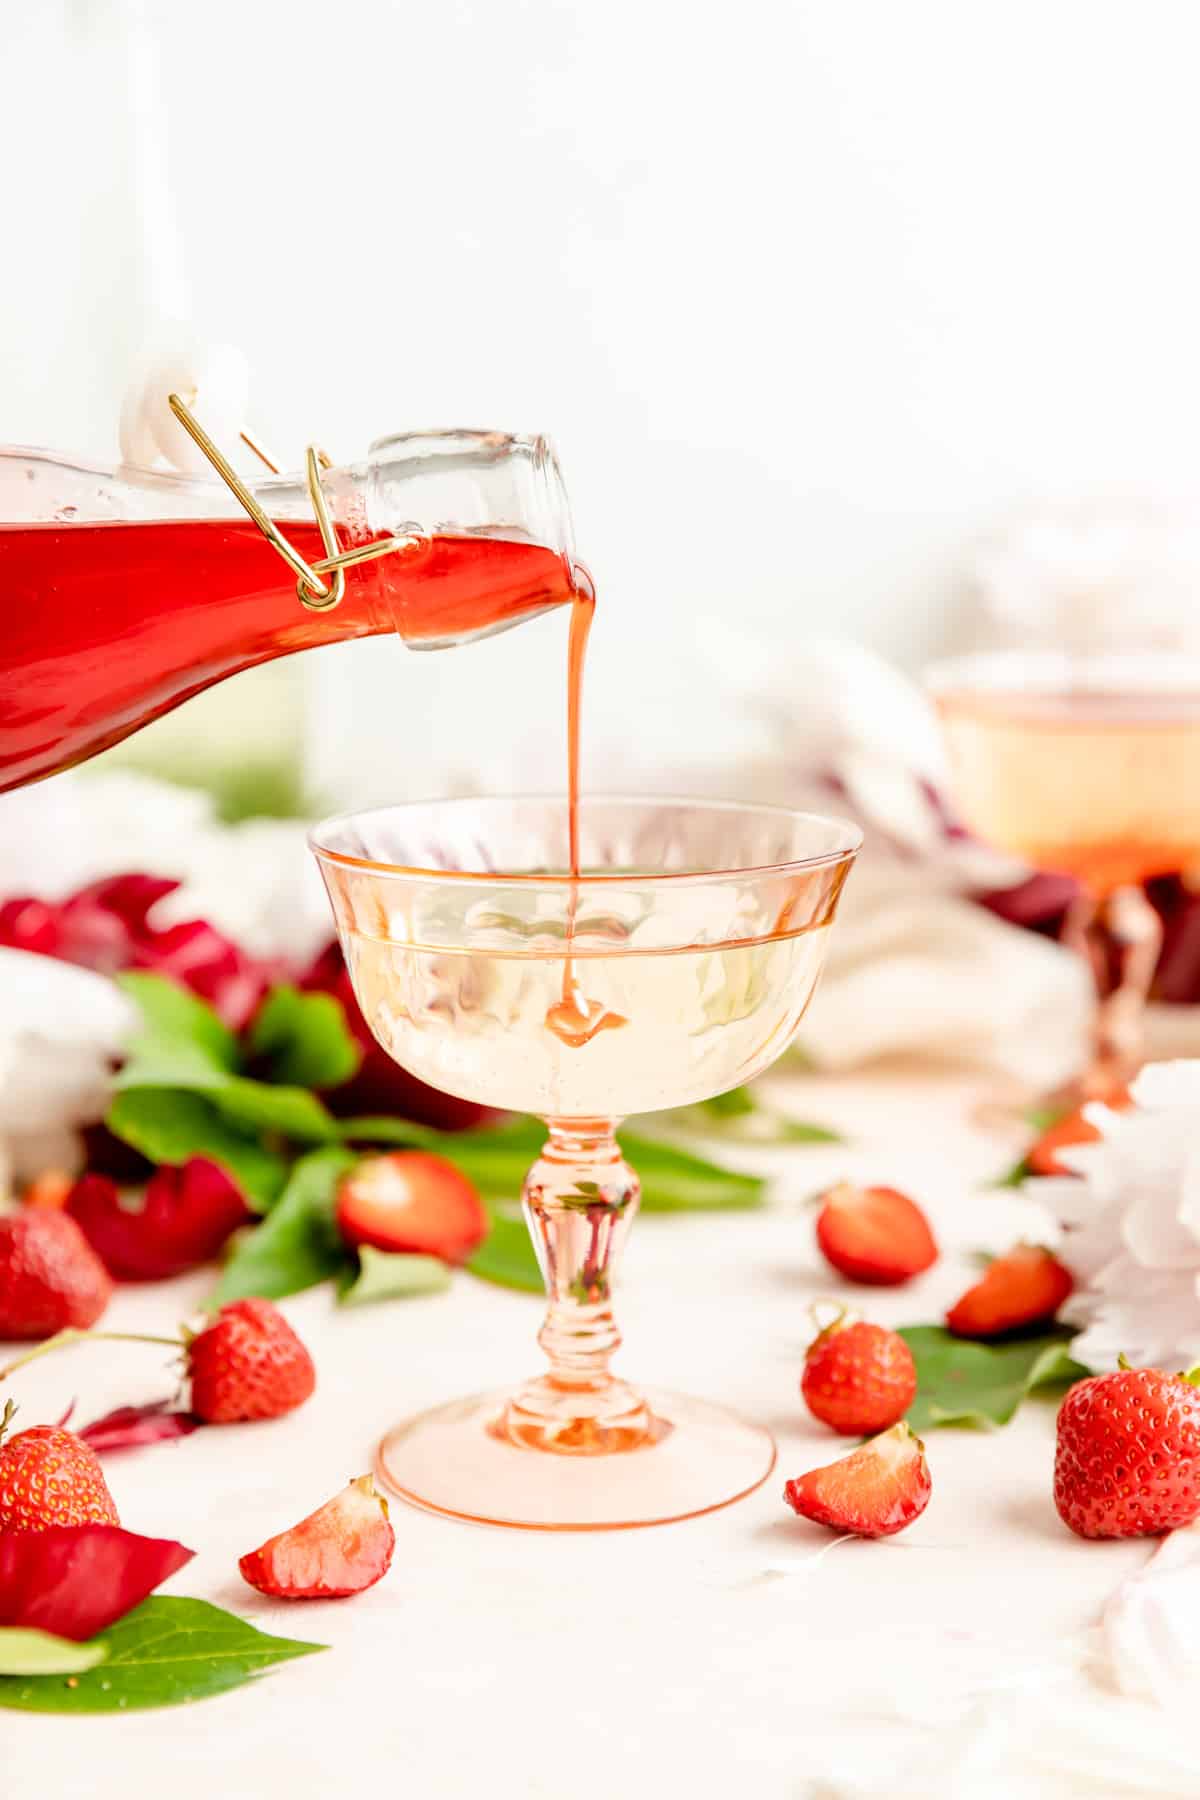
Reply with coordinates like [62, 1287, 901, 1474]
[0, 429, 577, 792]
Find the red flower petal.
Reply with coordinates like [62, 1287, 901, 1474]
[67, 1159, 250, 1282]
[80, 1123, 155, 1186]
[67, 874, 181, 933]
[1150, 875, 1200, 1004]
[133, 918, 275, 1031]
[77, 1402, 200, 1453]
[0, 1525, 193, 1641]
[300, 941, 502, 1131]
[976, 872, 1078, 935]
[0, 872, 276, 1029]
[0, 897, 63, 957]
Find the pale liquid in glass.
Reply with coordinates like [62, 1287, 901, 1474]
[346, 923, 831, 1118]
[936, 689, 1200, 891]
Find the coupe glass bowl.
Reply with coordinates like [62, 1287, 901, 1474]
[311, 796, 859, 1529]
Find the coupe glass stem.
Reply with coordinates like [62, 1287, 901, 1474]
[498, 1121, 658, 1455]
[1063, 884, 1163, 1097]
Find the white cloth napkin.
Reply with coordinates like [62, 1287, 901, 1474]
[684, 631, 1095, 1084]
[798, 861, 1092, 1088]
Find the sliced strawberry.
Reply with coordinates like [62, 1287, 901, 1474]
[336, 1152, 487, 1264]
[1026, 1089, 1132, 1177]
[946, 1243, 1073, 1339]
[239, 1475, 394, 1599]
[814, 1183, 938, 1286]
[784, 1421, 931, 1538]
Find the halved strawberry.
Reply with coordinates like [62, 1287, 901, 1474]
[946, 1244, 1073, 1339]
[1026, 1089, 1132, 1177]
[814, 1183, 938, 1286]
[239, 1475, 394, 1599]
[783, 1421, 931, 1538]
[336, 1152, 487, 1264]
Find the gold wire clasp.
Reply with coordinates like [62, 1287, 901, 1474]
[166, 393, 421, 612]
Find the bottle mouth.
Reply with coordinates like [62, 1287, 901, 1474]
[531, 433, 575, 569]
[365, 429, 575, 568]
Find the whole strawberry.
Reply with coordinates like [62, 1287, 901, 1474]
[802, 1314, 916, 1436]
[0, 1211, 112, 1339]
[0, 1402, 120, 1531]
[188, 1298, 316, 1424]
[1054, 1366, 1200, 1539]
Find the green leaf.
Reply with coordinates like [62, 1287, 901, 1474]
[117, 972, 238, 1069]
[900, 1325, 1089, 1432]
[647, 1083, 842, 1146]
[115, 1056, 340, 1148]
[249, 986, 361, 1090]
[0, 1597, 323, 1713]
[699, 1086, 757, 1119]
[212, 1078, 341, 1144]
[207, 1147, 356, 1306]
[466, 1207, 543, 1293]
[339, 1247, 452, 1306]
[114, 976, 341, 1147]
[106, 1089, 287, 1212]
[334, 1116, 765, 1294]
[0, 1630, 108, 1677]
[343, 1116, 765, 1214]
[990, 1155, 1034, 1190]
[622, 1130, 766, 1211]
[337, 1116, 433, 1147]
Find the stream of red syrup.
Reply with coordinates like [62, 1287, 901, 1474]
[543, 567, 627, 1049]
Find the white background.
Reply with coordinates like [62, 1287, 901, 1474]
[6, 1, 1200, 799]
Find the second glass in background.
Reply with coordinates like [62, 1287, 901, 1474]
[929, 650, 1200, 1099]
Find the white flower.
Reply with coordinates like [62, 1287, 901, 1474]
[0, 770, 332, 964]
[965, 498, 1200, 655]
[1036, 1061, 1200, 1369]
[0, 948, 135, 1192]
[0, 770, 337, 1190]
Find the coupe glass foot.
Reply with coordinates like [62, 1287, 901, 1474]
[376, 1385, 777, 1530]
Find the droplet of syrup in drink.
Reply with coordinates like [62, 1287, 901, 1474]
[545, 979, 628, 1048]
[544, 562, 628, 1048]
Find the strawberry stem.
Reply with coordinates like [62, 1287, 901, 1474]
[808, 1300, 852, 1342]
[0, 1327, 185, 1385]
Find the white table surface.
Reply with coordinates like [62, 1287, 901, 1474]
[2, 1065, 1193, 1800]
